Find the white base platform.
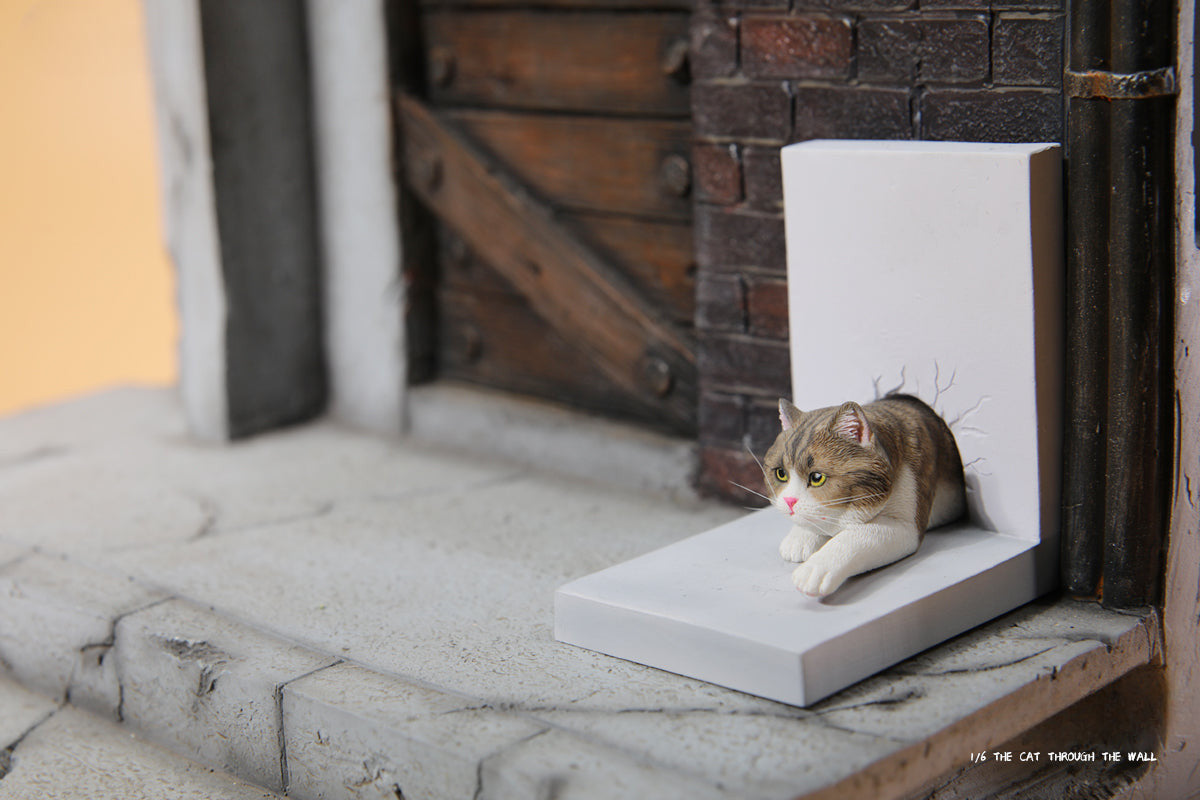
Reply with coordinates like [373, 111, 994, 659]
[555, 509, 1050, 706]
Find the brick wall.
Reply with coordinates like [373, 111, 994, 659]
[689, 0, 1064, 503]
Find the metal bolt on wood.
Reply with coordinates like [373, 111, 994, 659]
[660, 154, 691, 198]
[661, 39, 690, 81]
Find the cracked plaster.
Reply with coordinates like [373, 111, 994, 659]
[114, 599, 334, 794]
[0, 698, 280, 799]
[0, 554, 164, 716]
[283, 662, 545, 800]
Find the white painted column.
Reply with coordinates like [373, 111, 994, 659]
[143, 0, 228, 440]
[305, 0, 407, 435]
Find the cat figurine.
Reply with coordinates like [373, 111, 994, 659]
[763, 394, 966, 598]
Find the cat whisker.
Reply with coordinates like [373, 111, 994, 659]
[794, 516, 840, 536]
[729, 481, 774, 504]
[819, 492, 887, 507]
[742, 439, 777, 501]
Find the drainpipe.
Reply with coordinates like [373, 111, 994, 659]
[1062, 0, 1176, 608]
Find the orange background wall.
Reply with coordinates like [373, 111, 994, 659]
[0, 0, 176, 416]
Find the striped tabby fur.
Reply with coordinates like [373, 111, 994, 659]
[763, 394, 966, 597]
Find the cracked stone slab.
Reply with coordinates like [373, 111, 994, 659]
[807, 599, 1153, 744]
[478, 727, 736, 800]
[0, 543, 28, 572]
[283, 661, 545, 799]
[109, 476, 746, 716]
[0, 675, 57, 748]
[114, 599, 336, 793]
[0, 452, 214, 556]
[0, 419, 519, 561]
[0, 703, 281, 799]
[0, 553, 165, 716]
[527, 707, 901, 799]
[0, 387, 184, 464]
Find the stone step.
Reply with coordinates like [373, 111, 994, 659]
[0, 388, 1158, 800]
[0, 676, 280, 800]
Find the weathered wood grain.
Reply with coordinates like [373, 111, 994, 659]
[440, 215, 695, 324]
[438, 287, 670, 426]
[398, 94, 696, 432]
[447, 108, 694, 220]
[424, 10, 690, 116]
[572, 213, 695, 323]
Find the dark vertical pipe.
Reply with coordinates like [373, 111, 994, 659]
[1063, 0, 1175, 608]
[1062, 0, 1112, 598]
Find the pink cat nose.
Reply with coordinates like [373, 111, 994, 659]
[784, 497, 798, 513]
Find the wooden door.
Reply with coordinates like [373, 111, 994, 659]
[396, 0, 697, 435]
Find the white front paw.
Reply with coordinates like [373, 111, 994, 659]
[779, 528, 826, 563]
[792, 561, 850, 598]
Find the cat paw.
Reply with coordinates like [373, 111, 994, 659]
[779, 529, 825, 563]
[792, 562, 849, 598]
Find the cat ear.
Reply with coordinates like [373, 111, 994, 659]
[779, 399, 803, 431]
[831, 402, 873, 446]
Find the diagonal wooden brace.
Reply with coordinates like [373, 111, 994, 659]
[397, 93, 697, 432]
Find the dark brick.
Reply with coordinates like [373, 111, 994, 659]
[694, 81, 792, 142]
[693, 142, 742, 205]
[856, 18, 920, 82]
[993, 14, 1064, 87]
[793, 0, 913, 10]
[746, 276, 789, 339]
[696, 446, 773, 506]
[921, 88, 1063, 143]
[696, 273, 746, 332]
[696, 207, 787, 273]
[794, 86, 912, 141]
[993, 0, 1063, 9]
[699, 391, 747, 446]
[702, 0, 788, 10]
[741, 15, 853, 80]
[747, 397, 786, 452]
[699, 332, 791, 394]
[920, 0, 988, 8]
[742, 146, 782, 212]
[858, 17, 989, 84]
[691, 7, 739, 80]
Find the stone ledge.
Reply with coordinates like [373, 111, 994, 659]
[0, 388, 1159, 799]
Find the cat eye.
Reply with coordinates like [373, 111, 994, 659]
[809, 472, 827, 487]
[773, 467, 789, 482]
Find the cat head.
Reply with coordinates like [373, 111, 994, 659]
[762, 399, 892, 529]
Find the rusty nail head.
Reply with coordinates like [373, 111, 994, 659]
[419, 156, 443, 193]
[462, 324, 483, 362]
[661, 39, 690, 80]
[643, 356, 674, 398]
[430, 48, 456, 88]
[660, 154, 691, 198]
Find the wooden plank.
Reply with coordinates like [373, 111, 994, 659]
[439, 214, 695, 324]
[572, 214, 695, 323]
[424, 10, 690, 116]
[438, 287, 669, 426]
[448, 108, 693, 220]
[398, 94, 696, 432]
